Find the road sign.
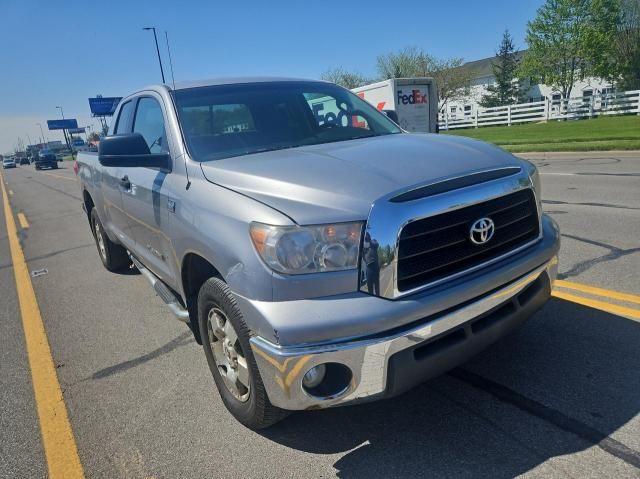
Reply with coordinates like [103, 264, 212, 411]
[47, 119, 78, 130]
[88, 97, 122, 116]
[68, 127, 86, 134]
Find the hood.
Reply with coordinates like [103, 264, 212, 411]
[200, 133, 523, 225]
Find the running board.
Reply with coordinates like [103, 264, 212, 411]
[129, 255, 190, 323]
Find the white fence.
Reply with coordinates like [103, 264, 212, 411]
[439, 90, 640, 130]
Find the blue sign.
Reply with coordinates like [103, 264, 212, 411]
[47, 119, 78, 130]
[88, 97, 122, 116]
[68, 127, 86, 134]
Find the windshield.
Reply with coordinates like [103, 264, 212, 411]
[172, 81, 402, 162]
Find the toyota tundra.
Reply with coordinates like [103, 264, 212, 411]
[76, 77, 560, 429]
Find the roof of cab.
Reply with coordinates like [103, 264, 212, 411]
[166, 76, 326, 91]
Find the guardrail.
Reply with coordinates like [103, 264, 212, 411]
[439, 90, 640, 130]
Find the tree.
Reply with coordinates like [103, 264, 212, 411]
[320, 67, 369, 89]
[611, 0, 640, 89]
[480, 30, 527, 107]
[586, 0, 623, 84]
[375, 47, 472, 112]
[521, 0, 620, 99]
[376, 46, 430, 79]
[87, 132, 100, 143]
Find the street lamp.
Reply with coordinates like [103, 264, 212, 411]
[143, 27, 166, 83]
[36, 123, 46, 145]
[55, 106, 71, 151]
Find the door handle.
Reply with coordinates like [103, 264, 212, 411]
[120, 175, 131, 189]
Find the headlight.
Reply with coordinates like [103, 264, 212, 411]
[250, 222, 363, 274]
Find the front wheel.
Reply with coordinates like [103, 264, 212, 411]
[198, 277, 288, 429]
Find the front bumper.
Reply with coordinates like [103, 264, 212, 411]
[251, 257, 556, 410]
[248, 215, 559, 411]
[36, 161, 57, 168]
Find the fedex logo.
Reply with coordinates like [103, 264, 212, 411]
[357, 92, 386, 110]
[397, 89, 428, 105]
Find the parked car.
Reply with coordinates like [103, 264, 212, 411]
[77, 78, 560, 429]
[35, 149, 58, 170]
[2, 156, 16, 169]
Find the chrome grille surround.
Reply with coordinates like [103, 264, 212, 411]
[360, 166, 542, 299]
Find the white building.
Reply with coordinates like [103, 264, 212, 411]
[442, 52, 614, 121]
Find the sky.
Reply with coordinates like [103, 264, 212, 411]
[0, 0, 544, 153]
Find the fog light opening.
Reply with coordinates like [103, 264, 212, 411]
[302, 364, 326, 389]
[301, 362, 352, 400]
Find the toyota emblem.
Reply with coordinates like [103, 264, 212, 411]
[469, 218, 495, 245]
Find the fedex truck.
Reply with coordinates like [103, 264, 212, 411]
[351, 78, 438, 133]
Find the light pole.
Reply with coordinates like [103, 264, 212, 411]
[143, 27, 166, 83]
[37, 123, 46, 145]
[56, 106, 71, 152]
[164, 30, 176, 89]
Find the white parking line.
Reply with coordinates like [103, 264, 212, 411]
[539, 173, 576, 176]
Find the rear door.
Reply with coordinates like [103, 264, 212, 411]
[120, 94, 177, 285]
[100, 99, 136, 249]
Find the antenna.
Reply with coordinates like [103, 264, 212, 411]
[165, 31, 176, 90]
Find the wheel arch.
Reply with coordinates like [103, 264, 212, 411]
[181, 252, 224, 344]
[82, 189, 95, 225]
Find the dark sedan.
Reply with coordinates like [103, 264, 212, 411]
[35, 150, 58, 170]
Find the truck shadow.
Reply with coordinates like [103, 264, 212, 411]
[260, 298, 640, 477]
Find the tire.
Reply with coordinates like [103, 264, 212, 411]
[198, 277, 288, 429]
[35, 166, 40, 170]
[90, 208, 129, 272]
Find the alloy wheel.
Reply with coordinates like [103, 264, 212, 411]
[207, 307, 250, 402]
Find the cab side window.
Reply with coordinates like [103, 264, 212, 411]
[114, 100, 135, 134]
[133, 97, 168, 154]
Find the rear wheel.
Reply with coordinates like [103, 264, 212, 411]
[198, 277, 288, 429]
[90, 208, 129, 272]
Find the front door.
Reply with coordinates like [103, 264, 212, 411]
[120, 95, 177, 286]
[101, 99, 136, 249]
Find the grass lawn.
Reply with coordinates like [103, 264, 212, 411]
[443, 115, 640, 152]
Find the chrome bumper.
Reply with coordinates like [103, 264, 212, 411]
[250, 256, 558, 411]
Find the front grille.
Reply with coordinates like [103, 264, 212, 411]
[396, 189, 539, 292]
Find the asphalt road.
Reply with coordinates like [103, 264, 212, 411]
[1, 152, 639, 478]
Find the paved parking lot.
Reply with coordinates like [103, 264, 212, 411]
[1, 152, 639, 478]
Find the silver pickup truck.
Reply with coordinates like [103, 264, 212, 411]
[77, 77, 560, 429]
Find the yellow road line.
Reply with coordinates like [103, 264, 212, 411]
[555, 279, 640, 306]
[552, 290, 640, 320]
[41, 171, 76, 181]
[18, 212, 29, 229]
[0, 171, 85, 478]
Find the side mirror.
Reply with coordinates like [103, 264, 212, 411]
[383, 109, 399, 124]
[98, 133, 171, 170]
